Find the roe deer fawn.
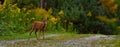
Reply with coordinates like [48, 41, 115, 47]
[29, 18, 48, 40]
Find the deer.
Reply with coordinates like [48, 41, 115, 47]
[29, 18, 48, 40]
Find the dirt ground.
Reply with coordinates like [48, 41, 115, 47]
[0, 34, 119, 47]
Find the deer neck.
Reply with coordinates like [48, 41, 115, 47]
[44, 21, 47, 25]
[43, 20, 47, 25]
[43, 18, 48, 26]
[42, 20, 47, 29]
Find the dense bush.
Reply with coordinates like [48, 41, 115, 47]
[55, 0, 120, 35]
[0, 0, 120, 35]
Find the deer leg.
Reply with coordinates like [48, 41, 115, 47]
[38, 30, 41, 39]
[29, 25, 34, 35]
[29, 29, 33, 36]
[42, 31, 45, 40]
[35, 30, 39, 40]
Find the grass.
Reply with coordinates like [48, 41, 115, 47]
[47, 34, 92, 40]
[0, 30, 77, 40]
[112, 35, 120, 47]
[0, 33, 34, 40]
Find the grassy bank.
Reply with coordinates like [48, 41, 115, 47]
[0, 30, 77, 40]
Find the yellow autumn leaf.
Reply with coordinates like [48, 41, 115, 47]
[58, 10, 64, 15]
[87, 11, 92, 17]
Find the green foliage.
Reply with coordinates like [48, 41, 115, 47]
[0, 0, 120, 36]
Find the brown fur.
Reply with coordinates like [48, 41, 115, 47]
[29, 19, 48, 40]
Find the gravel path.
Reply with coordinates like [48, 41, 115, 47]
[63, 35, 115, 47]
[0, 34, 118, 47]
[0, 34, 59, 47]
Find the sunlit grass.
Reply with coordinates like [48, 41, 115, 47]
[0, 30, 76, 40]
[0, 33, 34, 40]
[46, 34, 92, 40]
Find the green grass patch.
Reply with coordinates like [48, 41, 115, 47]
[46, 34, 93, 40]
[112, 35, 120, 47]
[0, 30, 77, 40]
[0, 33, 35, 40]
